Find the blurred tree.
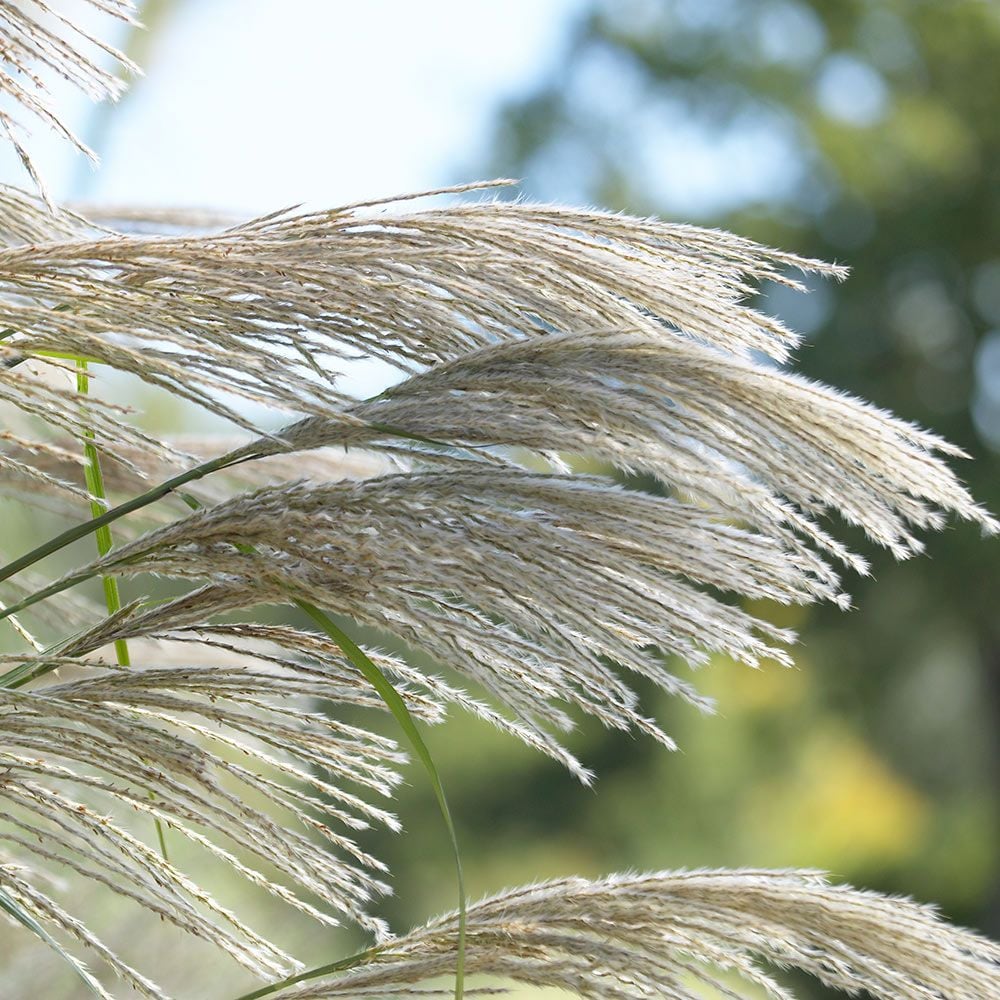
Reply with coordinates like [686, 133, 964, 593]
[360, 0, 1000, 973]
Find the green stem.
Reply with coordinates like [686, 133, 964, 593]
[171, 491, 467, 1000]
[231, 945, 382, 1000]
[76, 361, 130, 666]
[296, 602, 466, 1000]
[75, 359, 169, 861]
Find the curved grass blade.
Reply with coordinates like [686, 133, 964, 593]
[0, 886, 104, 997]
[174, 490, 468, 1000]
[231, 945, 382, 1000]
[297, 601, 467, 1000]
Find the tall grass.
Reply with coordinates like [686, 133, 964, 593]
[0, 3, 997, 997]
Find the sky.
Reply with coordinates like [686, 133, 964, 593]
[5, 1, 827, 220]
[0, 1, 585, 405]
[11, 0, 583, 212]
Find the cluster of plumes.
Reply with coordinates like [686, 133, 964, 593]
[0, 185, 996, 996]
[0, 1, 137, 196]
[1, 10, 999, 996]
[0, 174, 840, 495]
[12, 186, 990, 774]
[281, 870, 1000, 999]
[76, 470, 845, 779]
[0, 624, 447, 998]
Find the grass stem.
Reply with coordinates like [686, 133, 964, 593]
[75, 359, 169, 861]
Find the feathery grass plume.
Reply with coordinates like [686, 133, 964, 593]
[0, 1, 138, 195]
[0, 182, 995, 995]
[272, 329, 996, 568]
[1, 179, 992, 559]
[0, 179, 848, 498]
[264, 870, 1000, 999]
[0, 182, 94, 244]
[0, 623, 446, 993]
[0, 5, 996, 999]
[49, 469, 862, 778]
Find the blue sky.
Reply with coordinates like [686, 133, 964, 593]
[11, 1, 582, 211]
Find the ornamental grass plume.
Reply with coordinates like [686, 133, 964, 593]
[0, 0, 136, 198]
[0, 3, 997, 999]
[280, 871, 1000, 1000]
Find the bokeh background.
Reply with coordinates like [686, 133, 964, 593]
[2, 2, 999, 997]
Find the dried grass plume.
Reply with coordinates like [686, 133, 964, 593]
[0, 6, 997, 1000]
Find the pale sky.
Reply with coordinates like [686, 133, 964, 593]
[14, 0, 583, 212]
